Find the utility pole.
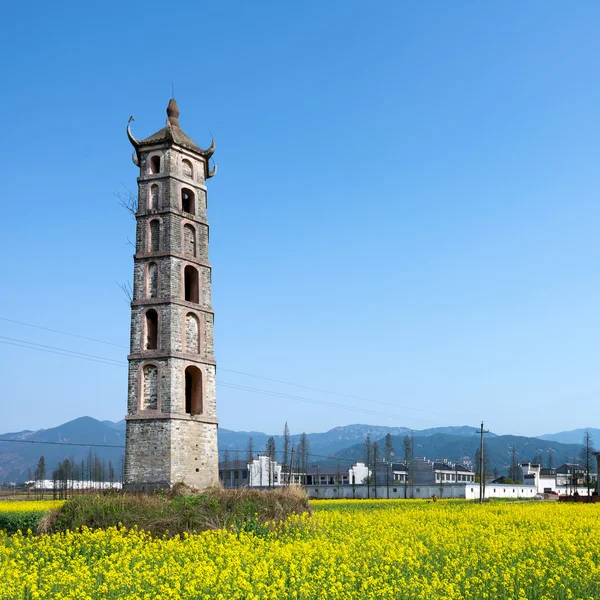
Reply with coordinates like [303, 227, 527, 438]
[411, 430, 415, 499]
[478, 422, 490, 503]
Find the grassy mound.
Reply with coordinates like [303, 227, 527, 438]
[40, 485, 311, 537]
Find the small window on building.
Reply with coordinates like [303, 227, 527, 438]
[184, 265, 199, 303]
[185, 313, 200, 353]
[181, 188, 195, 215]
[146, 263, 158, 298]
[184, 365, 202, 415]
[149, 185, 159, 211]
[393, 488, 397, 493]
[150, 155, 161, 174]
[182, 159, 193, 179]
[145, 309, 158, 350]
[183, 224, 196, 257]
[147, 262, 158, 298]
[141, 364, 158, 410]
[149, 220, 160, 252]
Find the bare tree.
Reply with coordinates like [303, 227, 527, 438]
[298, 433, 309, 485]
[282, 422, 290, 485]
[580, 430, 596, 498]
[373, 441, 379, 498]
[384, 433, 394, 462]
[114, 184, 138, 218]
[364, 434, 372, 487]
[115, 184, 138, 301]
[532, 452, 543, 466]
[34, 456, 46, 499]
[246, 436, 254, 463]
[548, 448, 555, 470]
[117, 280, 133, 302]
[266, 437, 276, 487]
[403, 435, 412, 499]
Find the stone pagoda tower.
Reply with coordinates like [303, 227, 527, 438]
[124, 99, 218, 491]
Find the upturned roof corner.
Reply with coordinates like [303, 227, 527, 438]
[126, 100, 216, 160]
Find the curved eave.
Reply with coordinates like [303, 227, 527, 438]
[201, 139, 216, 159]
[127, 123, 141, 150]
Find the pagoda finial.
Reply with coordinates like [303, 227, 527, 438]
[167, 98, 180, 128]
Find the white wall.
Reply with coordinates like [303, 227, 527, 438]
[306, 483, 537, 500]
[248, 456, 281, 487]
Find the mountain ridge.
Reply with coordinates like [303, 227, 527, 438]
[0, 417, 595, 483]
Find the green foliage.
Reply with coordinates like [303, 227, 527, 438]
[43, 486, 311, 537]
[0, 512, 42, 534]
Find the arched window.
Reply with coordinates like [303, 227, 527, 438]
[185, 313, 200, 353]
[142, 364, 158, 410]
[150, 155, 161, 174]
[184, 265, 199, 303]
[147, 262, 158, 298]
[183, 224, 196, 257]
[145, 309, 158, 350]
[149, 185, 159, 211]
[185, 366, 202, 415]
[149, 220, 160, 252]
[181, 188, 195, 215]
[182, 159, 193, 179]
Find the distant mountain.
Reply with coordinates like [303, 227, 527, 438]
[332, 432, 587, 472]
[217, 424, 494, 459]
[0, 417, 125, 483]
[537, 428, 600, 445]
[0, 418, 594, 483]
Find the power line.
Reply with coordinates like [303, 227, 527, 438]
[0, 316, 471, 420]
[0, 317, 128, 348]
[0, 438, 358, 464]
[0, 438, 125, 449]
[0, 336, 446, 424]
[0, 324, 478, 425]
[218, 381, 442, 424]
[0, 336, 124, 366]
[219, 367, 455, 418]
[0, 339, 126, 368]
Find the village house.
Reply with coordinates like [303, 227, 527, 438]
[518, 462, 597, 495]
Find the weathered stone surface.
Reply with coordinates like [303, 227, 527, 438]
[125, 105, 218, 491]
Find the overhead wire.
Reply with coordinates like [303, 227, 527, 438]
[217, 381, 442, 424]
[0, 321, 470, 423]
[1, 333, 444, 422]
[0, 317, 127, 348]
[0, 438, 361, 464]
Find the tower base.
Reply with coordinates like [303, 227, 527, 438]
[124, 417, 218, 491]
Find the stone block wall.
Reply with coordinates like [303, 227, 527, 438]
[125, 115, 217, 492]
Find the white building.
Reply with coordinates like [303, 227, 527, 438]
[520, 462, 597, 495]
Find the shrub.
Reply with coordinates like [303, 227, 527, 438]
[42, 485, 311, 537]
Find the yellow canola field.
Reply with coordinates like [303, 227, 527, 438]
[0, 500, 63, 513]
[1, 499, 600, 599]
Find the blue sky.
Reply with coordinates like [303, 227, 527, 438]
[1, 2, 599, 437]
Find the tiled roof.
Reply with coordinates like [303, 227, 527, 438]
[140, 125, 204, 154]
